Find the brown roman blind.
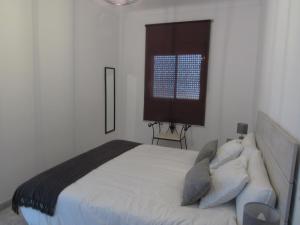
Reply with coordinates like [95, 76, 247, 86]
[144, 20, 211, 126]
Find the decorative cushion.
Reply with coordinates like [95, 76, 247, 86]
[194, 140, 218, 164]
[241, 133, 256, 148]
[182, 158, 211, 206]
[236, 150, 276, 225]
[210, 140, 244, 170]
[199, 156, 249, 209]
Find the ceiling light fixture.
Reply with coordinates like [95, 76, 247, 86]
[104, 0, 138, 6]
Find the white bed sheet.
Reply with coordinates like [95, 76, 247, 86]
[21, 145, 237, 225]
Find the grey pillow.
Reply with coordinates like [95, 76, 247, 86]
[194, 139, 218, 164]
[181, 158, 211, 206]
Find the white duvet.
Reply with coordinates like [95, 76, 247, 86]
[21, 145, 237, 225]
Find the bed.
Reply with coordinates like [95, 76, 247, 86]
[15, 112, 299, 225]
[20, 145, 236, 225]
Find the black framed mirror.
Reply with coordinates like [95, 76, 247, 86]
[104, 67, 116, 134]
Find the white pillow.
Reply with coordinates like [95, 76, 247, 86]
[241, 133, 256, 148]
[210, 140, 244, 169]
[240, 146, 258, 159]
[199, 156, 249, 209]
[236, 150, 276, 225]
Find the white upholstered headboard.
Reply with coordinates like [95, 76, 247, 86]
[255, 111, 299, 225]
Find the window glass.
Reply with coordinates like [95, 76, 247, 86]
[153, 55, 176, 99]
[176, 54, 202, 100]
[153, 54, 202, 100]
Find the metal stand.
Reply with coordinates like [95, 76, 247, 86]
[148, 122, 191, 149]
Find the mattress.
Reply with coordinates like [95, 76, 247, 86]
[21, 145, 237, 225]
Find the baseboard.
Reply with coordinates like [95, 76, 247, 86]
[0, 199, 11, 211]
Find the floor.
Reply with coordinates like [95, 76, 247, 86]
[0, 208, 27, 225]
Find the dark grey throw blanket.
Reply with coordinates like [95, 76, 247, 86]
[12, 140, 140, 216]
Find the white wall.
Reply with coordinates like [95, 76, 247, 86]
[0, 0, 37, 204]
[74, 0, 122, 153]
[35, 0, 76, 170]
[0, 0, 76, 204]
[257, 0, 300, 141]
[256, 0, 300, 223]
[0, 0, 120, 204]
[120, 0, 262, 149]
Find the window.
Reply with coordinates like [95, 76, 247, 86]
[144, 21, 211, 125]
[153, 54, 203, 100]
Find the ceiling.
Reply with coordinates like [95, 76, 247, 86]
[94, 0, 249, 11]
[129, 0, 227, 9]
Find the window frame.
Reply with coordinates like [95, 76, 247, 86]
[152, 54, 203, 101]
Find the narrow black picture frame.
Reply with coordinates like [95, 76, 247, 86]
[104, 67, 116, 134]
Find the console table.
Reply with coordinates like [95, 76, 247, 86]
[148, 122, 191, 149]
